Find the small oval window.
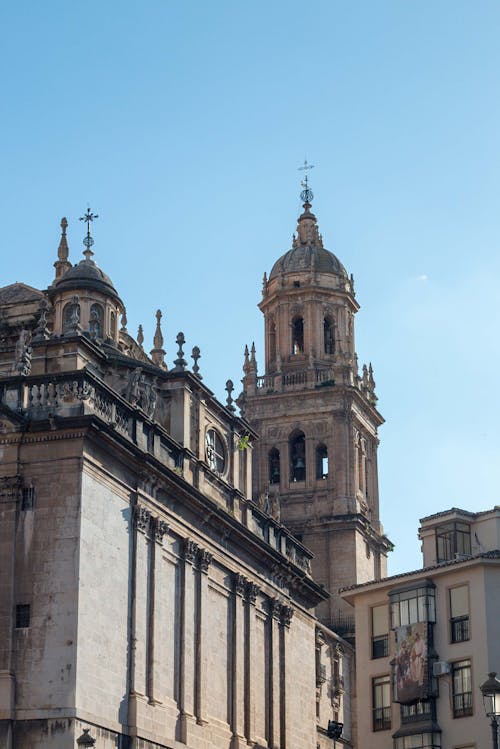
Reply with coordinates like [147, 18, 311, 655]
[205, 429, 226, 474]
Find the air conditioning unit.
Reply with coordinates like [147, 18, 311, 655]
[433, 660, 451, 677]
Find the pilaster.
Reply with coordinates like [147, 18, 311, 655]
[245, 581, 260, 745]
[231, 573, 247, 749]
[178, 538, 198, 742]
[195, 547, 212, 725]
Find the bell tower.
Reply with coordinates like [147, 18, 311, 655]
[241, 180, 392, 629]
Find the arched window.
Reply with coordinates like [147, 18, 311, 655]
[316, 444, 328, 479]
[110, 311, 117, 339]
[290, 430, 306, 481]
[269, 448, 280, 484]
[324, 317, 335, 355]
[63, 300, 80, 333]
[89, 304, 103, 339]
[292, 317, 304, 354]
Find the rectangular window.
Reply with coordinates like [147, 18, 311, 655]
[452, 660, 473, 717]
[401, 699, 433, 724]
[21, 485, 35, 511]
[372, 604, 389, 658]
[436, 522, 471, 562]
[15, 604, 30, 628]
[450, 585, 470, 643]
[394, 734, 441, 748]
[372, 675, 391, 731]
[390, 585, 436, 627]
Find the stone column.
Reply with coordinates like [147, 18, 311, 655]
[133, 505, 153, 699]
[231, 574, 247, 749]
[149, 519, 168, 703]
[179, 538, 198, 742]
[279, 605, 293, 749]
[245, 582, 260, 745]
[268, 599, 281, 749]
[195, 548, 212, 725]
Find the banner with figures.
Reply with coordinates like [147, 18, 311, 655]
[393, 622, 429, 703]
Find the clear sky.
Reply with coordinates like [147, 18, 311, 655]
[1, 1, 500, 575]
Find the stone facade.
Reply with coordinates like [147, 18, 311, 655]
[0, 213, 353, 748]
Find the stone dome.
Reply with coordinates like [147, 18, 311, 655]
[49, 255, 123, 306]
[269, 203, 347, 280]
[269, 244, 347, 280]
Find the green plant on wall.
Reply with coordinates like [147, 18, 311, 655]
[237, 434, 250, 451]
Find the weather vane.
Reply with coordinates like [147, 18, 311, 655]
[79, 206, 99, 256]
[298, 159, 314, 203]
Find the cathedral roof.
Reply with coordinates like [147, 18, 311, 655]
[269, 202, 347, 280]
[0, 283, 44, 304]
[49, 255, 123, 306]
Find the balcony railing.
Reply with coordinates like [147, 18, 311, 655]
[255, 367, 335, 393]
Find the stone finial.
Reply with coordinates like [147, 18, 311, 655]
[191, 346, 202, 378]
[32, 299, 50, 341]
[368, 363, 377, 404]
[243, 344, 250, 374]
[58, 217, 69, 260]
[137, 325, 144, 349]
[150, 309, 166, 369]
[225, 379, 236, 412]
[362, 363, 369, 390]
[368, 363, 375, 390]
[172, 332, 187, 372]
[248, 341, 257, 373]
[120, 310, 128, 333]
[350, 273, 355, 295]
[54, 216, 72, 280]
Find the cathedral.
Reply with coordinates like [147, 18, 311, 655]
[0, 186, 390, 749]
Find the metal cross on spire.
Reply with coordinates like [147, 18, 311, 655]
[79, 206, 99, 258]
[298, 159, 315, 204]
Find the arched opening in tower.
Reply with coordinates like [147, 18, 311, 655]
[292, 317, 304, 355]
[290, 431, 306, 482]
[316, 444, 328, 479]
[268, 448, 280, 484]
[323, 317, 335, 355]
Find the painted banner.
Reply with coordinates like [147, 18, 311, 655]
[393, 622, 429, 703]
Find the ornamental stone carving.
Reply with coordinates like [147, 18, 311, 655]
[183, 538, 198, 563]
[234, 573, 247, 596]
[199, 549, 213, 573]
[154, 519, 169, 543]
[135, 506, 152, 535]
[268, 598, 281, 620]
[246, 581, 260, 605]
[280, 604, 294, 628]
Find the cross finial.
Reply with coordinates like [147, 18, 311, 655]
[79, 206, 99, 259]
[298, 159, 315, 204]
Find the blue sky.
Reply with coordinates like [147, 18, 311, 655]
[1, 1, 500, 574]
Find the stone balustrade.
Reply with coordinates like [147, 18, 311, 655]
[255, 367, 335, 393]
